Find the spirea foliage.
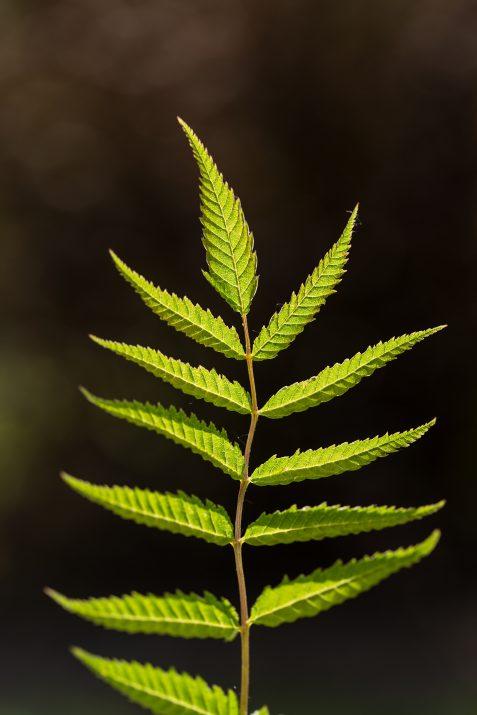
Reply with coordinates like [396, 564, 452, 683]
[48, 119, 445, 715]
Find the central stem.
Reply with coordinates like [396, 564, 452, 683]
[233, 314, 258, 715]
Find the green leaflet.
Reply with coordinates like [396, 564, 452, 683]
[81, 389, 245, 479]
[47, 589, 239, 641]
[249, 530, 440, 627]
[62, 474, 234, 546]
[244, 501, 444, 546]
[91, 337, 251, 414]
[110, 251, 245, 360]
[72, 648, 239, 715]
[251, 709, 270, 715]
[250, 420, 434, 486]
[252, 207, 358, 361]
[260, 326, 446, 419]
[179, 118, 258, 315]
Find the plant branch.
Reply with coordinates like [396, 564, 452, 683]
[233, 313, 258, 715]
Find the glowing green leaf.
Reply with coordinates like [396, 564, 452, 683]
[91, 337, 251, 414]
[179, 118, 258, 315]
[250, 531, 440, 627]
[253, 207, 358, 361]
[260, 327, 446, 419]
[251, 421, 434, 486]
[244, 501, 444, 546]
[81, 390, 244, 479]
[62, 474, 233, 546]
[48, 589, 239, 641]
[72, 648, 239, 715]
[111, 251, 245, 360]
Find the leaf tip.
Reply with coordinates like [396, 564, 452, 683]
[44, 586, 59, 600]
[70, 646, 90, 664]
[79, 386, 95, 403]
[422, 528, 441, 554]
[109, 248, 124, 267]
[61, 472, 89, 498]
[177, 116, 194, 137]
[89, 335, 112, 351]
[45, 587, 72, 612]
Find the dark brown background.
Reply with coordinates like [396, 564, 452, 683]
[1, 1, 476, 713]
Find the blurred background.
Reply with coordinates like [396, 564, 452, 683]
[1, 1, 476, 713]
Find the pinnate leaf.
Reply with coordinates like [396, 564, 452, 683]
[179, 118, 258, 315]
[72, 648, 239, 715]
[260, 326, 446, 419]
[250, 420, 434, 486]
[110, 251, 245, 360]
[250, 531, 440, 627]
[91, 337, 251, 414]
[244, 501, 444, 546]
[252, 207, 358, 361]
[62, 474, 233, 546]
[81, 389, 244, 479]
[47, 589, 239, 641]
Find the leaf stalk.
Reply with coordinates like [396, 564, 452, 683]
[233, 314, 259, 715]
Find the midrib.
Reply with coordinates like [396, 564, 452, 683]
[99, 496, 228, 540]
[247, 514, 401, 540]
[81, 610, 235, 630]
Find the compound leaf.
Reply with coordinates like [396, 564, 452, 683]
[250, 530, 440, 627]
[91, 337, 251, 415]
[47, 589, 239, 641]
[62, 474, 233, 546]
[260, 326, 446, 419]
[252, 207, 358, 361]
[72, 648, 239, 715]
[81, 389, 244, 480]
[250, 420, 434, 486]
[110, 251, 245, 360]
[179, 118, 258, 315]
[244, 501, 444, 546]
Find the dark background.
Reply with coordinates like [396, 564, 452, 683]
[1, 1, 476, 713]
